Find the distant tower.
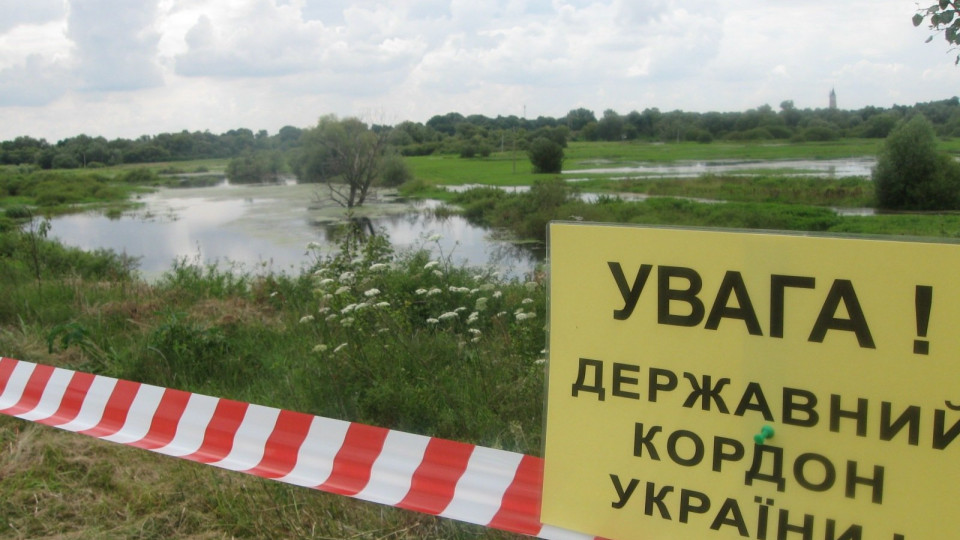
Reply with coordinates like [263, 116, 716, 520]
[829, 88, 837, 110]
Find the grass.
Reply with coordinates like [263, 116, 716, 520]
[574, 174, 875, 208]
[0, 223, 543, 539]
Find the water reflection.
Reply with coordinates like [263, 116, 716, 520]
[47, 185, 543, 281]
[564, 157, 876, 178]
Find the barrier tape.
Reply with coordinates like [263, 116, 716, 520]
[0, 357, 596, 539]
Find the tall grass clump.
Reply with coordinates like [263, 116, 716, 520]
[292, 224, 545, 451]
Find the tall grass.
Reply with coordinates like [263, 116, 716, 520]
[0, 221, 543, 538]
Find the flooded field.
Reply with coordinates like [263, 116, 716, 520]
[48, 183, 542, 280]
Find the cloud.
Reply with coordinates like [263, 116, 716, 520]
[67, 0, 164, 91]
[0, 0, 65, 33]
[0, 55, 72, 106]
[174, 1, 328, 77]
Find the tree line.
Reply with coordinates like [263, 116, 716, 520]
[4, 98, 960, 170]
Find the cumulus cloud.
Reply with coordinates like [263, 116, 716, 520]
[0, 55, 72, 106]
[0, 0, 959, 140]
[67, 0, 164, 91]
[0, 0, 65, 33]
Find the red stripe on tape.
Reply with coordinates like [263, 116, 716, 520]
[0, 363, 54, 415]
[398, 437, 475, 515]
[248, 409, 314, 478]
[0, 359, 599, 539]
[79, 379, 141, 437]
[0, 357, 19, 396]
[487, 454, 545, 535]
[39, 371, 96, 427]
[320, 422, 389, 496]
[128, 388, 191, 450]
[186, 399, 249, 464]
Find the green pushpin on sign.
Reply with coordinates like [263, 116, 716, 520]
[753, 425, 775, 445]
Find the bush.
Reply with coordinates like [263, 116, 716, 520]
[379, 154, 411, 187]
[527, 137, 564, 174]
[874, 115, 960, 210]
[119, 167, 159, 184]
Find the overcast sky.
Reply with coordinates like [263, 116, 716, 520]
[1, 0, 958, 142]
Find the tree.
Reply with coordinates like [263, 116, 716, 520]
[874, 115, 960, 210]
[293, 116, 388, 208]
[564, 108, 596, 131]
[527, 137, 564, 173]
[914, 2, 960, 63]
[596, 109, 624, 141]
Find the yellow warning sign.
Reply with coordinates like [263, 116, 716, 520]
[542, 223, 960, 540]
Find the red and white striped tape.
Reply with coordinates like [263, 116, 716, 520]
[0, 357, 595, 539]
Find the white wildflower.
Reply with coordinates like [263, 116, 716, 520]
[466, 311, 479, 324]
[454, 306, 467, 313]
[298, 315, 314, 324]
[364, 288, 381, 297]
[438, 311, 459, 321]
[354, 302, 369, 312]
[312, 344, 328, 353]
[524, 281, 537, 291]
[325, 314, 338, 322]
[334, 286, 350, 295]
[449, 286, 470, 293]
[340, 317, 355, 327]
[318, 306, 331, 315]
[338, 271, 355, 283]
[492, 290, 502, 298]
[306, 241, 321, 250]
[375, 301, 391, 308]
[426, 287, 442, 296]
[432, 270, 443, 278]
[427, 234, 442, 242]
[415, 288, 428, 295]
[424, 260, 440, 269]
[468, 328, 481, 335]
[534, 358, 547, 365]
[470, 288, 480, 295]
[480, 283, 495, 291]
[369, 263, 389, 272]
[427, 318, 440, 325]
[475, 297, 488, 311]
[333, 342, 348, 354]
[471, 337, 481, 343]
[322, 294, 334, 301]
[341, 304, 356, 314]
[496, 311, 507, 317]
[317, 278, 334, 287]
[270, 291, 279, 298]
[522, 298, 534, 304]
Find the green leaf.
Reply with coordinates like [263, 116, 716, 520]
[941, 0, 950, 9]
[914, 13, 925, 26]
[942, 10, 955, 23]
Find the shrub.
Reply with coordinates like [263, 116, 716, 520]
[527, 137, 564, 174]
[874, 115, 960, 210]
[119, 167, 159, 184]
[379, 154, 412, 187]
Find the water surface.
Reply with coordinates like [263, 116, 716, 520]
[48, 184, 542, 280]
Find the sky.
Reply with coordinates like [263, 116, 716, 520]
[1, 0, 959, 142]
